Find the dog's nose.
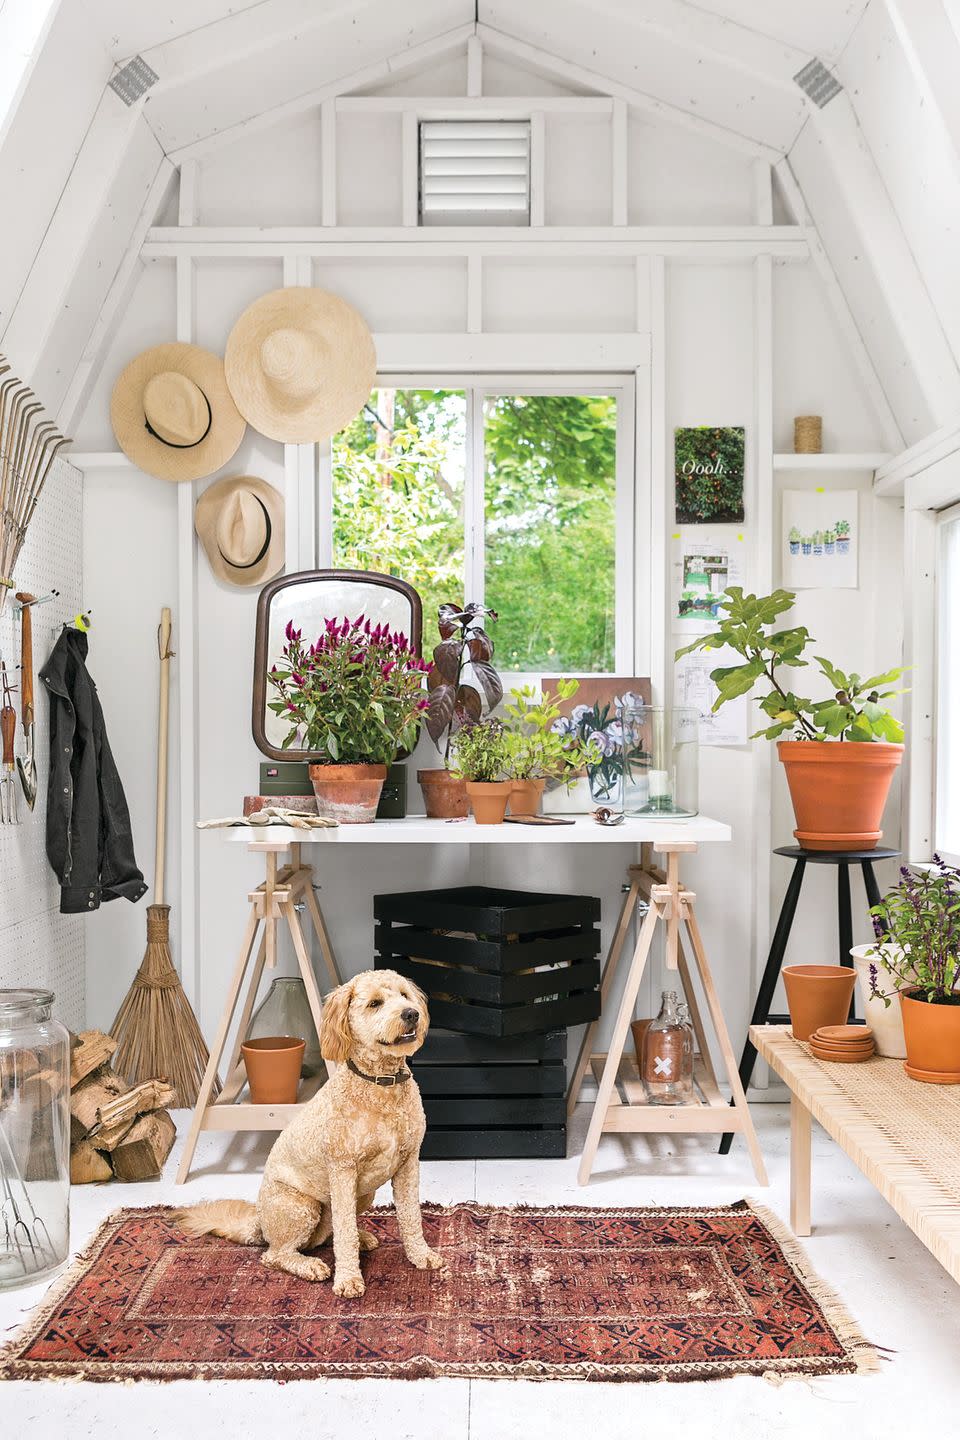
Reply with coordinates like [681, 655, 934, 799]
[401, 1007, 419, 1027]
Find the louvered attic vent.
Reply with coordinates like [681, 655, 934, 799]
[419, 121, 531, 227]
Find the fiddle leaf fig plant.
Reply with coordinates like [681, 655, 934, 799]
[424, 603, 503, 762]
[675, 587, 906, 743]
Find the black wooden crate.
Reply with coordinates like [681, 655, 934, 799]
[414, 1027, 567, 1159]
[374, 886, 601, 1038]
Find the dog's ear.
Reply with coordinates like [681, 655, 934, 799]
[411, 980, 429, 1032]
[319, 980, 354, 1063]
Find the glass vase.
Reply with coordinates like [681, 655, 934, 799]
[619, 705, 699, 817]
[641, 990, 695, 1104]
[245, 977, 324, 1079]
[0, 989, 71, 1290]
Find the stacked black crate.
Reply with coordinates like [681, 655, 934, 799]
[374, 886, 601, 1158]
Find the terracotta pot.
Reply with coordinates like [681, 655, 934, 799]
[465, 780, 512, 825]
[850, 943, 908, 1058]
[900, 990, 960, 1082]
[241, 1035, 305, 1104]
[630, 1019, 652, 1074]
[777, 740, 904, 852]
[308, 762, 386, 824]
[418, 768, 468, 819]
[509, 778, 546, 817]
[782, 964, 857, 1041]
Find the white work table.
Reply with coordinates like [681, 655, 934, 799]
[221, 814, 731, 849]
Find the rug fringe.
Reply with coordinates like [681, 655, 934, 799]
[743, 1200, 880, 1376]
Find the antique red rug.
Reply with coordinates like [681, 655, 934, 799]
[0, 1201, 876, 1383]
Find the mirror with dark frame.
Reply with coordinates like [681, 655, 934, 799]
[252, 569, 424, 762]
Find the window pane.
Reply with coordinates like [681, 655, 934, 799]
[332, 389, 466, 652]
[484, 394, 617, 672]
[937, 514, 960, 858]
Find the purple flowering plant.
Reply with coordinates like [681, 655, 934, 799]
[267, 615, 431, 766]
[867, 855, 960, 1007]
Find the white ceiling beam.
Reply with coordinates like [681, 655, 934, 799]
[476, 23, 782, 160]
[163, 22, 476, 160]
[882, 0, 960, 177]
[682, 1, 870, 64]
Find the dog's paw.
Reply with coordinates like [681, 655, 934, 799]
[300, 1257, 332, 1282]
[357, 1229, 379, 1252]
[410, 1247, 445, 1271]
[333, 1272, 365, 1298]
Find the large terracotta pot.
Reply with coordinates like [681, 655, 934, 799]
[418, 768, 468, 819]
[241, 1036, 305, 1104]
[782, 964, 857, 1041]
[308, 762, 386, 824]
[777, 740, 904, 852]
[508, 778, 546, 817]
[850, 943, 908, 1058]
[900, 990, 960, 1083]
[465, 780, 512, 825]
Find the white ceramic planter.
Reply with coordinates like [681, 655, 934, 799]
[850, 943, 907, 1058]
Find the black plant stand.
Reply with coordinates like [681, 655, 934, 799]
[719, 844, 899, 1155]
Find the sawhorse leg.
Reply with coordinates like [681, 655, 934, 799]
[567, 870, 643, 1117]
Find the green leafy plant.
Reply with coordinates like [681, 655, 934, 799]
[267, 616, 430, 765]
[502, 680, 602, 783]
[867, 856, 960, 1006]
[450, 718, 510, 783]
[675, 587, 906, 742]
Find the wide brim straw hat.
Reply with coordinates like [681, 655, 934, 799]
[195, 474, 285, 587]
[224, 287, 376, 443]
[110, 343, 246, 482]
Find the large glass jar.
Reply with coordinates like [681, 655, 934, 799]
[641, 990, 695, 1104]
[245, 977, 324, 1079]
[619, 705, 699, 817]
[0, 989, 70, 1289]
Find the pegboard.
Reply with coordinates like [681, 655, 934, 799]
[0, 455, 85, 1032]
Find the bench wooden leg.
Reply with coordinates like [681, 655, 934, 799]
[790, 1094, 812, 1236]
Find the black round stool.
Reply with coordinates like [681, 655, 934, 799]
[719, 844, 899, 1155]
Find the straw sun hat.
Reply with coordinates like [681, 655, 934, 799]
[194, 475, 285, 587]
[224, 287, 376, 443]
[110, 343, 246, 481]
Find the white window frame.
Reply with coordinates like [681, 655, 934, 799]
[934, 499, 960, 866]
[320, 371, 637, 680]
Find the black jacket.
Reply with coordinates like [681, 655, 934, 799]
[39, 628, 147, 915]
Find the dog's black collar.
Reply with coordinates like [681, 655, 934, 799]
[347, 1058, 412, 1087]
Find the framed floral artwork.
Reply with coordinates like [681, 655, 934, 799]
[541, 675, 652, 811]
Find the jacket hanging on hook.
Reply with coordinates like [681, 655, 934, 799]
[39, 627, 147, 914]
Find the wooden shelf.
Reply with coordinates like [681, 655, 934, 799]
[773, 452, 892, 473]
[588, 1053, 741, 1134]
[204, 1069, 326, 1132]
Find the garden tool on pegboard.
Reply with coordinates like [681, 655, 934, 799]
[14, 592, 37, 810]
[1, 658, 18, 824]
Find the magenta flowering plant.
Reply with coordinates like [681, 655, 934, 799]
[266, 615, 431, 765]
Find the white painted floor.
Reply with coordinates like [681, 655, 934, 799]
[2, 1103, 959, 1439]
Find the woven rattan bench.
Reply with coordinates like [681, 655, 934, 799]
[751, 1024, 960, 1285]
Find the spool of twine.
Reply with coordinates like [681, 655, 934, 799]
[794, 415, 822, 453]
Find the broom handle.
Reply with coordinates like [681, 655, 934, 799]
[155, 607, 172, 906]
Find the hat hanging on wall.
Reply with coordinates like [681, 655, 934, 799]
[111, 343, 246, 481]
[224, 287, 376, 443]
[195, 475, 285, 587]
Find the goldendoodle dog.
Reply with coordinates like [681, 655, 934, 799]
[175, 969, 444, 1296]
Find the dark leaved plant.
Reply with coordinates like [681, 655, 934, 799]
[424, 603, 503, 763]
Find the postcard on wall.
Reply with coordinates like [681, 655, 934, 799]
[782, 489, 858, 589]
[671, 532, 745, 634]
[674, 645, 749, 748]
[674, 426, 745, 525]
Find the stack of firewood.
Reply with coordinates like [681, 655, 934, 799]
[70, 1030, 177, 1183]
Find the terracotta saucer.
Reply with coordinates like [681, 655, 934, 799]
[903, 1062, 960, 1084]
[809, 1045, 873, 1064]
[816, 1025, 874, 1043]
[809, 1035, 875, 1052]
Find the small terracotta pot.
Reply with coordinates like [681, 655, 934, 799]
[508, 778, 546, 817]
[465, 780, 512, 825]
[308, 762, 386, 824]
[630, 1019, 652, 1074]
[241, 1036, 305, 1104]
[900, 990, 960, 1082]
[777, 740, 904, 852]
[783, 964, 857, 1041]
[418, 768, 468, 819]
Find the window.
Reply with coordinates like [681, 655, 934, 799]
[936, 504, 960, 863]
[330, 379, 633, 672]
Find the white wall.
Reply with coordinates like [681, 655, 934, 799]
[74, 53, 895, 1083]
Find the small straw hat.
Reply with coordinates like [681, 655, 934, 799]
[194, 475, 285, 587]
[110, 343, 246, 481]
[224, 287, 376, 443]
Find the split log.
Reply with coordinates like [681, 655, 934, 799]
[71, 1067, 128, 1143]
[111, 1110, 176, 1182]
[70, 1140, 113, 1185]
[90, 1079, 177, 1151]
[0, 1047, 40, 1094]
[70, 1030, 116, 1087]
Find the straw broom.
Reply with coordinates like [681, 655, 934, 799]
[110, 607, 218, 1106]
